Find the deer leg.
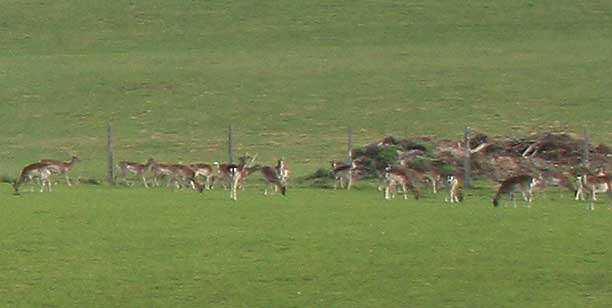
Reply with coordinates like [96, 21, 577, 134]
[64, 172, 72, 186]
[347, 174, 353, 190]
[401, 183, 408, 200]
[142, 173, 149, 188]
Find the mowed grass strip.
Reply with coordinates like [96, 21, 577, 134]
[1, 184, 611, 307]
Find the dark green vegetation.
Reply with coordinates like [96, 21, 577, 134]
[2, 0, 612, 307]
[1, 186, 612, 307]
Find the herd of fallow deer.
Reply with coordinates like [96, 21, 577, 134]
[11, 153, 611, 209]
[13, 154, 289, 201]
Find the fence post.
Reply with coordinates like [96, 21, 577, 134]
[583, 128, 590, 167]
[228, 124, 234, 164]
[463, 127, 471, 189]
[347, 126, 353, 162]
[107, 122, 115, 185]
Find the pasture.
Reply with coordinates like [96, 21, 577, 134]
[2, 185, 612, 307]
[2, 0, 612, 306]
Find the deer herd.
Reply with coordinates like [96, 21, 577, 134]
[13, 154, 289, 201]
[10, 153, 612, 210]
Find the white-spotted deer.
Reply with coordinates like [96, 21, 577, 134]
[383, 166, 420, 200]
[14, 162, 53, 193]
[40, 156, 80, 186]
[492, 174, 542, 208]
[118, 158, 155, 188]
[445, 175, 464, 203]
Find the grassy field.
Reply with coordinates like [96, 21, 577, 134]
[1, 185, 612, 307]
[2, 0, 612, 307]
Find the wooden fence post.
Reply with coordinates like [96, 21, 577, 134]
[107, 122, 115, 185]
[347, 126, 353, 162]
[583, 128, 590, 167]
[463, 127, 472, 189]
[228, 124, 234, 164]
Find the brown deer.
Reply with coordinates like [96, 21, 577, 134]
[39, 156, 80, 186]
[383, 166, 420, 200]
[150, 161, 176, 187]
[189, 163, 215, 190]
[118, 158, 155, 188]
[398, 160, 442, 194]
[492, 174, 542, 208]
[14, 162, 53, 193]
[212, 155, 256, 190]
[168, 164, 205, 192]
[537, 171, 576, 199]
[262, 165, 287, 196]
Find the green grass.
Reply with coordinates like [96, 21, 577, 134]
[2, 1, 612, 306]
[1, 184, 612, 307]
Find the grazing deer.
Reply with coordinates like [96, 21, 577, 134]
[492, 174, 542, 208]
[14, 162, 53, 193]
[331, 161, 354, 190]
[576, 174, 612, 210]
[445, 175, 464, 203]
[39, 156, 80, 186]
[118, 158, 155, 188]
[383, 166, 420, 200]
[398, 160, 441, 193]
[189, 163, 214, 190]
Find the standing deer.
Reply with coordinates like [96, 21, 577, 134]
[383, 166, 420, 200]
[150, 161, 177, 187]
[14, 162, 53, 193]
[576, 174, 612, 210]
[274, 158, 289, 192]
[189, 163, 215, 190]
[168, 164, 205, 192]
[212, 155, 256, 190]
[39, 156, 80, 186]
[118, 158, 155, 188]
[262, 165, 287, 196]
[445, 175, 464, 203]
[331, 161, 354, 190]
